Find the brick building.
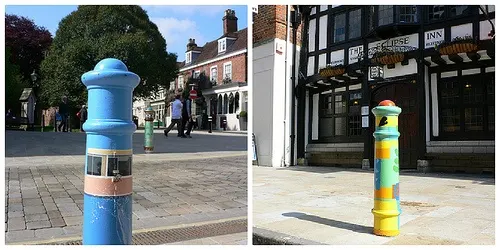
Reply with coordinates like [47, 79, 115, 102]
[133, 9, 248, 131]
[176, 9, 248, 131]
[252, 5, 303, 167]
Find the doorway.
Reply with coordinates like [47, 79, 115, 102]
[371, 81, 419, 169]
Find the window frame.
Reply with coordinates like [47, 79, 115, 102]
[218, 38, 227, 53]
[210, 65, 218, 83]
[316, 82, 364, 142]
[185, 51, 192, 64]
[437, 72, 494, 140]
[223, 62, 232, 80]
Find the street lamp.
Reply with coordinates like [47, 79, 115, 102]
[31, 70, 38, 86]
[31, 70, 39, 130]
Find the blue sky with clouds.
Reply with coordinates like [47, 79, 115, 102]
[5, 5, 248, 61]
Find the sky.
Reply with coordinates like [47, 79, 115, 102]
[5, 5, 248, 62]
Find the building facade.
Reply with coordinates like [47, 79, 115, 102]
[252, 5, 303, 167]
[177, 9, 248, 131]
[298, 5, 495, 173]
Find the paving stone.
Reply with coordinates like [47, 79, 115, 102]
[60, 210, 82, 217]
[26, 220, 51, 230]
[44, 203, 59, 212]
[63, 216, 82, 226]
[8, 211, 25, 218]
[8, 204, 24, 212]
[24, 205, 46, 215]
[23, 198, 43, 206]
[47, 211, 62, 219]
[6, 230, 36, 242]
[34, 227, 65, 239]
[8, 198, 23, 204]
[62, 225, 81, 237]
[25, 213, 49, 222]
[50, 217, 66, 227]
[148, 208, 171, 217]
[133, 210, 156, 219]
[7, 217, 26, 231]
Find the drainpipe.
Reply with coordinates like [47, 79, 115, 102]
[290, 6, 301, 166]
[281, 5, 291, 167]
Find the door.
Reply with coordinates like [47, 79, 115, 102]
[371, 82, 418, 169]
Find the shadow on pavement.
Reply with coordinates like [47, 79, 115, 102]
[273, 166, 494, 185]
[282, 212, 373, 235]
[5, 130, 247, 157]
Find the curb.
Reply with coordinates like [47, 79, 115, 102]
[252, 227, 324, 245]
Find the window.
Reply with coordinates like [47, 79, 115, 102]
[223, 62, 232, 81]
[333, 13, 346, 43]
[193, 71, 200, 79]
[317, 83, 363, 141]
[438, 73, 494, 138]
[450, 6, 470, 17]
[177, 75, 184, 90]
[218, 95, 223, 114]
[397, 6, 417, 23]
[107, 155, 132, 177]
[218, 38, 227, 53]
[185, 52, 192, 64]
[169, 81, 175, 90]
[348, 9, 361, 39]
[210, 66, 218, 84]
[229, 93, 234, 114]
[86, 155, 102, 176]
[378, 5, 393, 26]
[427, 5, 445, 21]
[223, 94, 228, 114]
[235, 92, 240, 113]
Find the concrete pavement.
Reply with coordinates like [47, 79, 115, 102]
[4, 130, 247, 245]
[253, 166, 494, 245]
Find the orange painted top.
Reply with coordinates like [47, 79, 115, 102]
[379, 100, 395, 106]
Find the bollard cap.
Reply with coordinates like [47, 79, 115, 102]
[81, 58, 140, 89]
[379, 100, 395, 106]
[93, 58, 129, 72]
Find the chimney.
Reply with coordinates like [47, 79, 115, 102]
[186, 38, 197, 51]
[223, 9, 238, 36]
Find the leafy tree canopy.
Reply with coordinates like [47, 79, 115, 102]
[5, 47, 26, 115]
[40, 5, 178, 107]
[5, 14, 52, 85]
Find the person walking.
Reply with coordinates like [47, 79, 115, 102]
[58, 96, 69, 132]
[182, 94, 194, 138]
[164, 94, 184, 137]
[78, 105, 88, 132]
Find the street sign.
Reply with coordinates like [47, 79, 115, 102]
[189, 89, 197, 100]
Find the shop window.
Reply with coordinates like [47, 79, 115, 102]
[348, 9, 361, 39]
[438, 73, 494, 138]
[218, 95, 222, 114]
[223, 94, 228, 114]
[229, 93, 234, 114]
[378, 6, 393, 26]
[317, 83, 362, 141]
[235, 92, 240, 112]
[333, 13, 346, 43]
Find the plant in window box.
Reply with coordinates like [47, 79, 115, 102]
[223, 77, 232, 84]
[371, 48, 405, 65]
[210, 79, 217, 86]
[238, 110, 247, 121]
[435, 35, 478, 55]
[319, 64, 345, 78]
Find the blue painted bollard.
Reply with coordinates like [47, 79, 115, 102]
[81, 58, 140, 244]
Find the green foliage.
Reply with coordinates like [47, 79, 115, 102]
[239, 110, 247, 118]
[40, 5, 178, 107]
[5, 47, 26, 116]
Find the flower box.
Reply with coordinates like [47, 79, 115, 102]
[319, 65, 345, 78]
[372, 51, 405, 65]
[436, 36, 478, 55]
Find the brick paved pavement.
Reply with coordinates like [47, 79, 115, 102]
[4, 131, 247, 244]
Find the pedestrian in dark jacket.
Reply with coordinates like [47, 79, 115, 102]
[78, 105, 88, 132]
[58, 96, 69, 132]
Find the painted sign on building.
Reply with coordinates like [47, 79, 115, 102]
[349, 45, 364, 64]
[330, 49, 344, 66]
[424, 29, 445, 49]
[368, 33, 419, 58]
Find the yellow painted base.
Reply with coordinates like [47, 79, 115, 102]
[374, 228, 400, 237]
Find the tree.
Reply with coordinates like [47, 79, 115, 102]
[5, 14, 52, 85]
[40, 5, 178, 107]
[5, 47, 26, 116]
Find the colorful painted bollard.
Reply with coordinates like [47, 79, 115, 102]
[371, 100, 401, 237]
[144, 106, 155, 153]
[81, 58, 140, 244]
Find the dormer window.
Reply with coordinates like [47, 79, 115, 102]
[218, 38, 227, 53]
[186, 51, 192, 64]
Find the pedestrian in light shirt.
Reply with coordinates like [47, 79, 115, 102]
[163, 94, 185, 137]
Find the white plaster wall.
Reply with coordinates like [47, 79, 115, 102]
[312, 93, 319, 140]
[424, 66, 430, 142]
[272, 38, 288, 167]
[253, 41, 275, 166]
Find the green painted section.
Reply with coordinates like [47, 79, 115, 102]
[379, 158, 399, 187]
[144, 121, 154, 148]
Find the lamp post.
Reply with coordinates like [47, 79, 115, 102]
[290, 6, 301, 166]
[30, 70, 38, 131]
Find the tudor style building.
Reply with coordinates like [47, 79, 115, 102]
[297, 5, 495, 173]
[176, 9, 248, 131]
